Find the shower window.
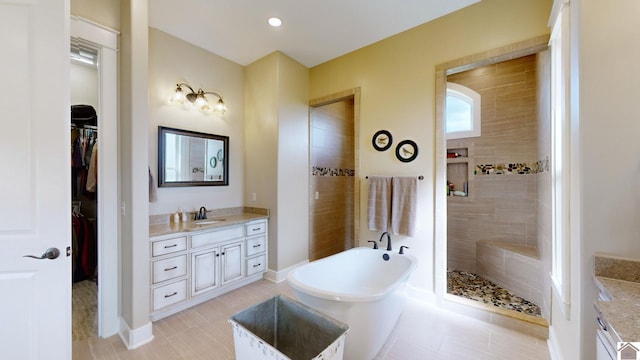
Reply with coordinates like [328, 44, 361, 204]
[445, 82, 481, 139]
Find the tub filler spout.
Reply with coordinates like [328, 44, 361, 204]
[379, 231, 392, 251]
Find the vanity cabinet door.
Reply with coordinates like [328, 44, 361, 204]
[191, 248, 219, 296]
[221, 241, 244, 285]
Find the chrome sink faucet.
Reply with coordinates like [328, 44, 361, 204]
[379, 232, 392, 251]
[195, 206, 207, 220]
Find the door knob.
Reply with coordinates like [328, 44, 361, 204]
[23, 247, 60, 260]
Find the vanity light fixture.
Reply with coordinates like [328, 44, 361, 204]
[172, 82, 227, 113]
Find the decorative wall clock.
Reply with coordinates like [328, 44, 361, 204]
[372, 130, 392, 151]
[395, 140, 418, 162]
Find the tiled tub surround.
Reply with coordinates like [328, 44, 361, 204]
[476, 240, 543, 308]
[594, 254, 640, 343]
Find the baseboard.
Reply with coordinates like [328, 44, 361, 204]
[264, 260, 309, 283]
[119, 318, 154, 350]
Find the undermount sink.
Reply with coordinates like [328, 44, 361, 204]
[192, 219, 226, 225]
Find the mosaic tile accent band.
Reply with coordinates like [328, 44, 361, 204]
[475, 157, 549, 175]
[312, 166, 355, 177]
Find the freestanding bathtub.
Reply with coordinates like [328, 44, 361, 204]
[287, 247, 417, 360]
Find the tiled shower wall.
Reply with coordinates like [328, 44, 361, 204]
[309, 99, 355, 261]
[447, 55, 540, 273]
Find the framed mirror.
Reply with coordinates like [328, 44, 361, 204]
[158, 126, 229, 187]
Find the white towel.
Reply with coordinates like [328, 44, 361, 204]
[367, 176, 392, 232]
[391, 176, 417, 236]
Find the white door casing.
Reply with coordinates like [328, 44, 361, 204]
[0, 0, 71, 359]
[70, 15, 120, 339]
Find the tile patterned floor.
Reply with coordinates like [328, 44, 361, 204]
[73, 279, 550, 359]
[447, 270, 543, 318]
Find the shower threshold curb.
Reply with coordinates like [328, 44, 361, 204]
[442, 293, 549, 339]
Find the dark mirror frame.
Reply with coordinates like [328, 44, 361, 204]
[158, 126, 229, 187]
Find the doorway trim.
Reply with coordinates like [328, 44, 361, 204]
[309, 87, 361, 252]
[71, 16, 120, 338]
[433, 36, 549, 303]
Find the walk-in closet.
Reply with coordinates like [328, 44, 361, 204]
[70, 40, 99, 341]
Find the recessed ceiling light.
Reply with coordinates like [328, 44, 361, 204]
[268, 17, 282, 27]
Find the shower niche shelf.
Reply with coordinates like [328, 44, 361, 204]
[446, 144, 473, 199]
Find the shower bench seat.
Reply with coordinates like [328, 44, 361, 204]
[476, 240, 542, 307]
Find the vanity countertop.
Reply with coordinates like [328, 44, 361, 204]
[593, 254, 640, 343]
[149, 207, 268, 238]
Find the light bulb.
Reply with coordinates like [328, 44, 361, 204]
[172, 85, 185, 103]
[195, 94, 208, 108]
[214, 99, 227, 113]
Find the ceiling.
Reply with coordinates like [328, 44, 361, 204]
[149, 0, 480, 68]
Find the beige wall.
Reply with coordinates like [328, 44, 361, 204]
[70, 63, 98, 108]
[245, 52, 310, 272]
[310, 0, 552, 293]
[148, 28, 245, 216]
[244, 53, 280, 268]
[568, 1, 640, 359]
[275, 53, 310, 271]
[446, 55, 539, 273]
[71, 0, 121, 31]
[120, 0, 150, 335]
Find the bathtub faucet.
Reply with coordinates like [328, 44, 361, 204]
[379, 232, 392, 251]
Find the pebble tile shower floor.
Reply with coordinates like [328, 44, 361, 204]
[447, 269, 542, 318]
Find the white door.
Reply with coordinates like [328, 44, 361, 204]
[0, 0, 71, 359]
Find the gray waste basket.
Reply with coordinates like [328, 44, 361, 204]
[229, 295, 349, 360]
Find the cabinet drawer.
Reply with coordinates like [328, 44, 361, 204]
[152, 255, 187, 284]
[191, 226, 244, 249]
[152, 236, 187, 257]
[246, 221, 266, 236]
[247, 254, 266, 276]
[153, 279, 187, 311]
[246, 235, 266, 257]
